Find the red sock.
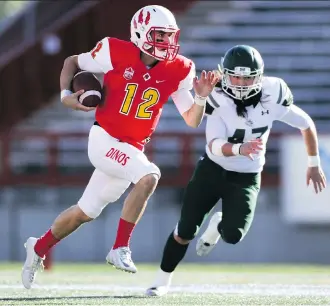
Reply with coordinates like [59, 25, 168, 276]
[34, 229, 60, 258]
[113, 218, 136, 249]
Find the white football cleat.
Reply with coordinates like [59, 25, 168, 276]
[21, 237, 44, 289]
[146, 269, 173, 297]
[196, 212, 222, 256]
[106, 247, 137, 273]
[146, 286, 169, 297]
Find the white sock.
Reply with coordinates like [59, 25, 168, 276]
[152, 269, 173, 287]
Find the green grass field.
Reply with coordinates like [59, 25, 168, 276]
[1, 263, 330, 305]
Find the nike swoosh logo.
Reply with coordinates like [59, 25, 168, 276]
[156, 80, 166, 83]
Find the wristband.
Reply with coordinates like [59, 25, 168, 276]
[232, 144, 242, 156]
[194, 94, 207, 106]
[308, 155, 320, 167]
[60, 89, 72, 101]
[211, 139, 226, 156]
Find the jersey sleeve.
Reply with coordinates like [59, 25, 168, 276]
[77, 52, 104, 73]
[271, 78, 312, 129]
[170, 61, 196, 114]
[171, 90, 194, 115]
[206, 108, 227, 144]
[277, 104, 312, 130]
[80, 37, 114, 74]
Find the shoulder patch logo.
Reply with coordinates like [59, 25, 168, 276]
[123, 67, 134, 80]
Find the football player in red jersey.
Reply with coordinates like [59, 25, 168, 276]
[21, 5, 219, 289]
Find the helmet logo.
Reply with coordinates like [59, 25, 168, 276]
[135, 9, 151, 29]
[145, 11, 151, 25]
[138, 10, 144, 24]
[234, 66, 251, 76]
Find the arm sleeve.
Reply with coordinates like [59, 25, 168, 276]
[77, 37, 114, 73]
[206, 110, 227, 144]
[170, 62, 196, 114]
[277, 104, 313, 130]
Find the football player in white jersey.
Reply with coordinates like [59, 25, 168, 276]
[146, 45, 326, 297]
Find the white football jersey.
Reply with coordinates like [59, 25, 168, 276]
[205, 76, 309, 173]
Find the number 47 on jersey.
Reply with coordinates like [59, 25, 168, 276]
[228, 126, 268, 143]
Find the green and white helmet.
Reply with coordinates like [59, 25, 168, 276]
[219, 45, 264, 100]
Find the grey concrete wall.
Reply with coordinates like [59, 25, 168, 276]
[1, 186, 329, 264]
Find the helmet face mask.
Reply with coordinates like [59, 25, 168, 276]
[143, 27, 180, 61]
[130, 6, 180, 61]
[220, 45, 264, 101]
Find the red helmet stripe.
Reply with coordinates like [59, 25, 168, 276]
[138, 9, 144, 24]
[145, 11, 151, 25]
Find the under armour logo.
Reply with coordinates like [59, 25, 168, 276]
[261, 110, 269, 115]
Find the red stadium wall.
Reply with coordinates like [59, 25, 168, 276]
[0, 131, 280, 187]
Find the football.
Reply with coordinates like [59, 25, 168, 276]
[71, 71, 102, 107]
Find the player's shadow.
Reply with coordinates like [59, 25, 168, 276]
[1, 295, 146, 302]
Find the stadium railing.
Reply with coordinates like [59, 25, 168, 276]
[0, 131, 279, 187]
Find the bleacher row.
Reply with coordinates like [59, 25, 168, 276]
[11, 0, 330, 176]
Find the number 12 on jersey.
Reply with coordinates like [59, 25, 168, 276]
[120, 83, 160, 119]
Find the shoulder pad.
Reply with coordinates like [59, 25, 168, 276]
[278, 78, 294, 107]
[262, 76, 294, 107]
[172, 54, 193, 70]
[206, 87, 223, 108]
[168, 56, 194, 85]
[113, 38, 139, 55]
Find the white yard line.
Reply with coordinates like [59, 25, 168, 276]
[1, 284, 330, 296]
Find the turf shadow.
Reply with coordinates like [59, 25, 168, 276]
[0, 295, 146, 302]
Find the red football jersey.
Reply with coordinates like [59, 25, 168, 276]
[90, 37, 194, 150]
